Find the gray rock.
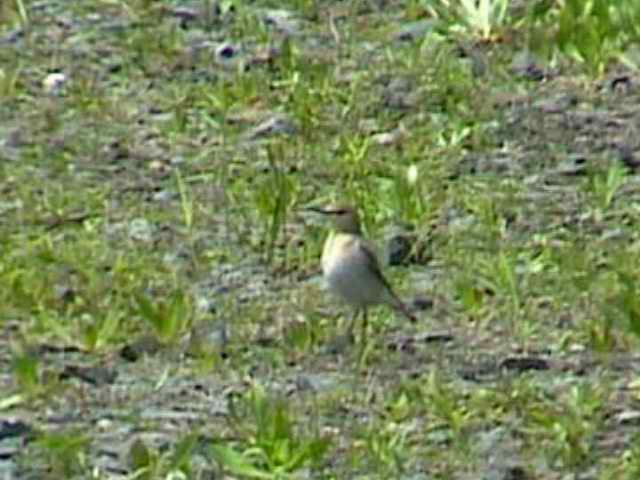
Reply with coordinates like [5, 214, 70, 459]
[259, 9, 300, 36]
[385, 230, 414, 266]
[128, 218, 155, 242]
[245, 114, 297, 140]
[393, 20, 436, 42]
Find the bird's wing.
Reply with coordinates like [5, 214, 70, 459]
[356, 238, 417, 322]
[356, 238, 394, 292]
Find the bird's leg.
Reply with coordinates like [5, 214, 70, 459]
[361, 307, 369, 344]
[346, 309, 357, 344]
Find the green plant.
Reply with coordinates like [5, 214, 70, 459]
[129, 434, 200, 479]
[620, 432, 640, 479]
[283, 315, 317, 353]
[554, 0, 640, 75]
[611, 271, 640, 339]
[426, 0, 511, 41]
[32, 430, 91, 477]
[210, 385, 330, 478]
[252, 144, 298, 264]
[361, 422, 409, 474]
[462, 249, 524, 333]
[341, 135, 373, 186]
[12, 350, 41, 397]
[586, 163, 627, 211]
[175, 168, 195, 232]
[79, 309, 123, 352]
[0, 64, 21, 98]
[528, 383, 604, 468]
[453, 270, 488, 320]
[134, 288, 193, 344]
[275, 46, 330, 139]
[422, 371, 470, 440]
[380, 161, 435, 225]
[491, 251, 520, 315]
[0, 0, 28, 26]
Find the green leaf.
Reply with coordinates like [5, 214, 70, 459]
[209, 444, 275, 479]
[169, 433, 198, 472]
[283, 437, 330, 471]
[129, 437, 154, 471]
[134, 292, 158, 325]
[0, 393, 25, 410]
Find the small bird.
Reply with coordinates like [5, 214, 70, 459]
[309, 205, 416, 343]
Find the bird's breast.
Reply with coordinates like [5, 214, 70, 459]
[321, 233, 384, 307]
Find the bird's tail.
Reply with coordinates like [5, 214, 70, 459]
[388, 293, 417, 323]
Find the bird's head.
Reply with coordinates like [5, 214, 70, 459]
[308, 205, 362, 234]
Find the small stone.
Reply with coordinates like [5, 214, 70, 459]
[358, 118, 379, 134]
[393, 20, 435, 42]
[216, 42, 236, 60]
[54, 284, 76, 303]
[500, 356, 549, 372]
[128, 218, 155, 242]
[43, 72, 67, 94]
[568, 343, 586, 353]
[259, 9, 300, 35]
[385, 231, 414, 266]
[120, 335, 163, 362]
[616, 410, 640, 425]
[96, 418, 113, 431]
[371, 124, 406, 145]
[60, 365, 118, 386]
[534, 93, 578, 114]
[412, 296, 433, 311]
[0, 419, 33, 440]
[151, 190, 175, 202]
[511, 50, 547, 81]
[245, 114, 297, 139]
[187, 320, 228, 356]
[148, 159, 169, 173]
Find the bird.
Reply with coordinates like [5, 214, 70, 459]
[309, 205, 416, 344]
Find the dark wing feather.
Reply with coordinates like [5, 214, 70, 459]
[356, 239, 416, 322]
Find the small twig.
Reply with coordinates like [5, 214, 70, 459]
[329, 9, 340, 45]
